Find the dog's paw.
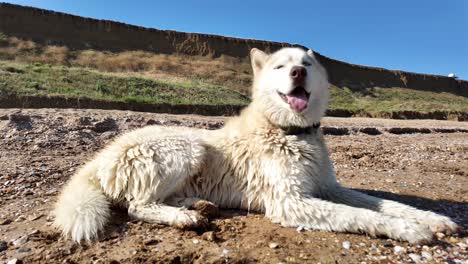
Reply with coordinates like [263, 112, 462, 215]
[389, 219, 433, 244]
[422, 215, 459, 235]
[174, 210, 209, 230]
[191, 200, 219, 219]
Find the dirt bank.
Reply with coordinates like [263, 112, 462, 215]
[1, 3, 467, 97]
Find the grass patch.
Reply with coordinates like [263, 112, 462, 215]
[0, 61, 250, 105]
[329, 86, 468, 113]
[1, 59, 467, 112]
[0, 35, 252, 94]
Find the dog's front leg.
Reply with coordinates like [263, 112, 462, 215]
[264, 194, 434, 244]
[323, 185, 459, 234]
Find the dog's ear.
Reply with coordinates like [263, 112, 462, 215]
[250, 48, 268, 75]
[307, 49, 316, 60]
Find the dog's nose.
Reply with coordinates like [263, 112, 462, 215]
[290, 66, 307, 81]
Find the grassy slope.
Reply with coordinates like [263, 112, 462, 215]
[329, 86, 468, 113]
[0, 61, 249, 106]
[1, 60, 468, 112]
[1, 34, 467, 113]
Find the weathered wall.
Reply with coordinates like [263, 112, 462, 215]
[1, 2, 467, 97]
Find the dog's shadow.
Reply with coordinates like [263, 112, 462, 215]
[355, 188, 468, 229]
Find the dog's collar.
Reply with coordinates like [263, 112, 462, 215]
[280, 122, 321, 135]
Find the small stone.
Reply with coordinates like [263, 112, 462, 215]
[342, 241, 351, 249]
[28, 214, 43, 221]
[222, 248, 230, 255]
[192, 239, 200, 245]
[269, 242, 279, 249]
[421, 251, 432, 260]
[408, 253, 422, 263]
[7, 259, 22, 264]
[435, 232, 445, 239]
[201, 231, 216, 242]
[393, 245, 405, 254]
[92, 118, 117, 133]
[296, 226, 304, 232]
[15, 215, 26, 222]
[0, 241, 7, 252]
[456, 242, 467, 249]
[13, 236, 28, 246]
[448, 237, 459, 243]
[143, 238, 159, 246]
[146, 119, 161, 125]
[380, 240, 393, 247]
[0, 218, 12, 225]
[16, 247, 31, 253]
[46, 215, 55, 222]
[29, 230, 39, 236]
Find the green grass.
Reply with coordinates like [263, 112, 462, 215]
[329, 85, 468, 113]
[1, 60, 467, 113]
[0, 61, 250, 105]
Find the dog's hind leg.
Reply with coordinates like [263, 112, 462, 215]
[102, 134, 210, 229]
[322, 185, 458, 234]
[128, 202, 208, 229]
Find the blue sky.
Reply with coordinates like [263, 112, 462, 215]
[3, 0, 468, 80]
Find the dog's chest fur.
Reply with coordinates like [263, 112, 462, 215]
[180, 128, 332, 212]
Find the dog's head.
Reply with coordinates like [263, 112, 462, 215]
[250, 47, 329, 127]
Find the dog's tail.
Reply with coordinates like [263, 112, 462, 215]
[53, 164, 110, 242]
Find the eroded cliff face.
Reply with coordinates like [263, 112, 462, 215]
[1, 2, 467, 97]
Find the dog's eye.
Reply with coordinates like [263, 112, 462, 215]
[303, 61, 312, 66]
[274, 65, 284, 70]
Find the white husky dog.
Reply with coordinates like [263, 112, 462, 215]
[54, 47, 458, 243]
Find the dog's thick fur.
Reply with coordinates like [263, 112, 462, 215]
[54, 47, 458, 244]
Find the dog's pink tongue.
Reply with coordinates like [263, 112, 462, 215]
[286, 89, 308, 112]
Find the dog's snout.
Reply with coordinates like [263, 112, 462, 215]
[290, 66, 307, 81]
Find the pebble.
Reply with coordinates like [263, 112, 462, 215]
[435, 232, 445, 239]
[12, 236, 28, 246]
[14, 215, 26, 222]
[393, 245, 405, 254]
[7, 259, 22, 264]
[16, 247, 31, 253]
[269, 242, 279, 249]
[222, 248, 230, 255]
[408, 253, 422, 263]
[143, 238, 159, 246]
[421, 251, 433, 260]
[29, 229, 39, 236]
[296, 226, 304, 232]
[28, 214, 43, 221]
[45, 215, 55, 222]
[380, 240, 393, 247]
[192, 239, 200, 245]
[0, 218, 12, 225]
[201, 231, 215, 242]
[456, 242, 467, 249]
[342, 240, 351, 249]
[0, 240, 7, 252]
